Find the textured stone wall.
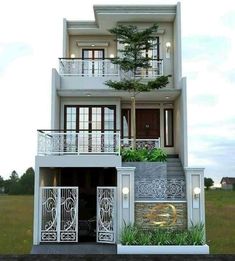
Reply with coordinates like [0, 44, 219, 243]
[135, 202, 187, 230]
[122, 162, 186, 201]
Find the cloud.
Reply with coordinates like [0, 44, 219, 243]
[182, 36, 231, 63]
[0, 42, 33, 73]
[221, 10, 235, 28]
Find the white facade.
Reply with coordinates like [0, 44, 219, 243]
[33, 3, 206, 247]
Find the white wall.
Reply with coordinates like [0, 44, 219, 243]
[176, 77, 188, 167]
[51, 69, 61, 129]
[173, 2, 182, 89]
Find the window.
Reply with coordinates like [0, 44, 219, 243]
[164, 109, 174, 147]
[121, 109, 131, 139]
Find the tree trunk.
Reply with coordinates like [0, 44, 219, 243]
[131, 96, 136, 149]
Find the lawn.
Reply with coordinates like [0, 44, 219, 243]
[205, 190, 235, 254]
[0, 190, 234, 254]
[0, 195, 33, 254]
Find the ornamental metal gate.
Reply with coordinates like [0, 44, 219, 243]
[97, 187, 117, 244]
[40, 187, 78, 243]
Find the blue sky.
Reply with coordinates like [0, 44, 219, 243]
[0, 0, 235, 186]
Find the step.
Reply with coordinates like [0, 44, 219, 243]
[31, 243, 117, 254]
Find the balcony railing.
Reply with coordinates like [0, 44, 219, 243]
[37, 130, 120, 155]
[121, 138, 160, 150]
[59, 58, 119, 76]
[59, 58, 163, 77]
[37, 130, 161, 156]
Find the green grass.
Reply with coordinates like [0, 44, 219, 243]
[0, 195, 33, 254]
[0, 190, 234, 254]
[205, 190, 235, 254]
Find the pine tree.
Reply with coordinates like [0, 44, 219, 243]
[105, 24, 170, 148]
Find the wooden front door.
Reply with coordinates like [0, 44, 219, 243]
[136, 109, 160, 139]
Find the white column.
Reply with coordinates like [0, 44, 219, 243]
[33, 164, 40, 245]
[116, 167, 135, 241]
[185, 167, 205, 228]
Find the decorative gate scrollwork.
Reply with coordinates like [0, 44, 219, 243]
[97, 187, 117, 244]
[40, 187, 78, 243]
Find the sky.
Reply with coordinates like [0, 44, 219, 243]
[0, 0, 235, 186]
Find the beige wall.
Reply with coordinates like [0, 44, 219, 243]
[69, 35, 117, 58]
[67, 22, 174, 85]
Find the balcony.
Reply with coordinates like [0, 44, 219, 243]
[37, 130, 161, 156]
[59, 58, 163, 78]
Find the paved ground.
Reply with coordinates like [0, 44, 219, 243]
[31, 243, 117, 254]
[1, 255, 235, 261]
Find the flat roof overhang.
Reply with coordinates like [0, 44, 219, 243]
[57, 88, 181, 102]
[67, 4, 176, 35]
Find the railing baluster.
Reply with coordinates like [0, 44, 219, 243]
[37, 130, 121, 155]
[59, 58, 162, 77]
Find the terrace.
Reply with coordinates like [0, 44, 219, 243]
[37, 130, 161, 156]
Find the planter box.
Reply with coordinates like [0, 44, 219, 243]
[117, 244, 210, 254]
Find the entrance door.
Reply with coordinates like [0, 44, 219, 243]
[40, 187, 79, 243]
[136, 109, 160, 139]
[96, 187, 117, 244]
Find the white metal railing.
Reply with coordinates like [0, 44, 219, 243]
[37, 130, 120, 155]
[59, 58, 163, 78]
[121, 138, 161, 149]
[59, 59, 119, 76]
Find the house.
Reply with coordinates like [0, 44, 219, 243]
[220, 177, 235, 190]
[32, 3, 206, 253]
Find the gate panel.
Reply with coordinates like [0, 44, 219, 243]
[40, 188, 58, 242]
[60, 187, 78, 242]
[97, 187, 117, 244]
[40, 187, 78, 243]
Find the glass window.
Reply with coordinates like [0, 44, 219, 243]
[122, 109, 131, 139]
[164, 109, 174, 147]
[79, 107, 89, 130]
[104, 106, 115, 130]
[66, 106, 77, 130]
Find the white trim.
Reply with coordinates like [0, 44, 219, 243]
[117, 244, 210, 255]
[135, 200, 187, 203]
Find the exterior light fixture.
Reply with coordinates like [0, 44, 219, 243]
[165, 42, 171, 59]
[70, 54, 75, 58]
[122, 187, 129, 209]
[109, 54, 114, 58]
[91, 44, 95, 47]
[165, 96, 170, 99]
[122, 187, 129, 196]
[193, 187, 201, 198]
[193, 187, 201, 209]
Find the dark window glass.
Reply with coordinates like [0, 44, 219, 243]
[164, 109, 174, 147]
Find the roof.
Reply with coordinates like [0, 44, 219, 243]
[66, 4, 179, 35]
[220, 177, 235, 184]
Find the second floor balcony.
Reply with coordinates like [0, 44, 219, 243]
[59, 58, 163, 78]
[37, 130, 161, 156]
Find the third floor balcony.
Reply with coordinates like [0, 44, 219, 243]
[59, 58, 163, 78]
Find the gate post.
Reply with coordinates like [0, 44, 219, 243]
[116, 167, 135, 241]
[184, 167, 205, 228]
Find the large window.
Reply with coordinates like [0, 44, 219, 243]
[164, 109, 174, 147]
[82, 49, 104, 76]
[65, 105, 116, 133]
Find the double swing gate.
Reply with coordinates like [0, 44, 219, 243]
[40, 187, 116, 244]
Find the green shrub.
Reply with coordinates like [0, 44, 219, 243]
[120, 223, 138, 245]
[120, 223, 205, 245]
[121, 148, 167, 162]
[187, 223, 205, 245]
